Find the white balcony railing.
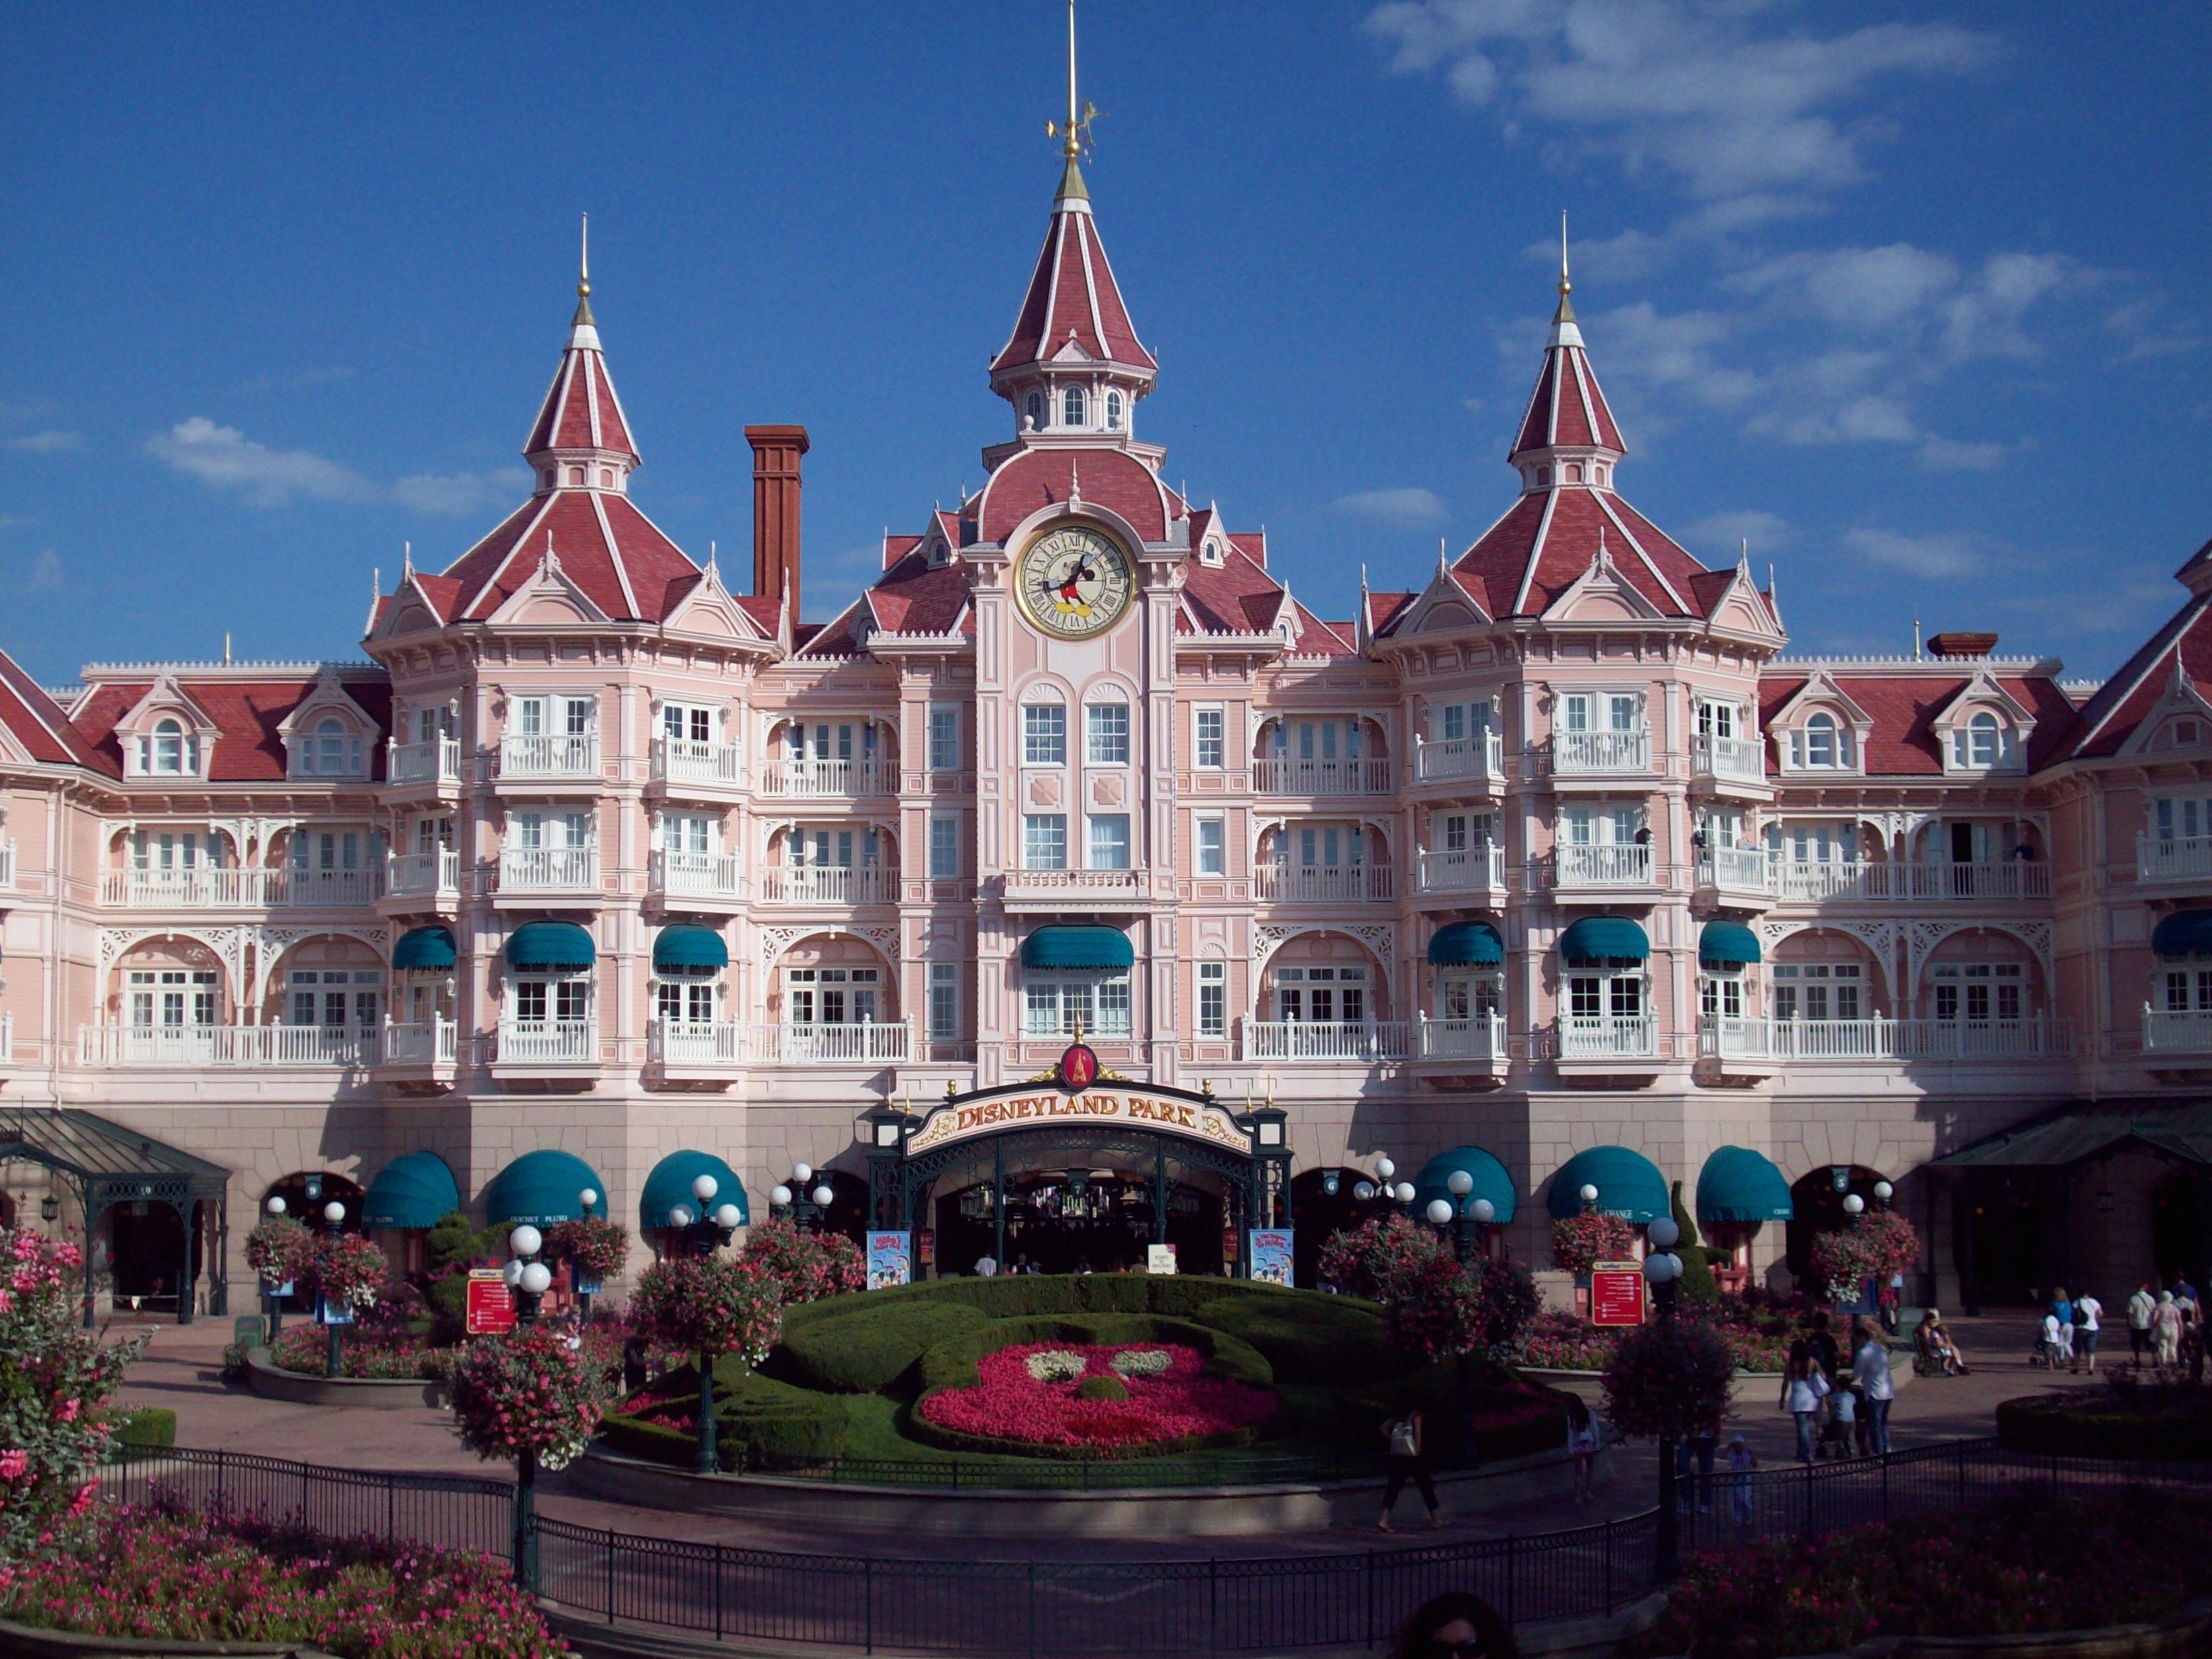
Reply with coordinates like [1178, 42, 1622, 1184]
[498, 733, 599, 780]
[758, 865, 893, 906]
[1768, 860, 2052, 903]
[1251, 756, 1393, 796]
[1002, 868, 1147, 899]
[0, 1013, 11, 1062]
[1240, 1020, 1411, 1062]
[1553, 730, 1652, 774]
[1413, 846, 1507, 895]
[651, 1020, 745, 1066]
[78, 1023, 379, 1068]
[498, 846, 597, 894]
[387, 738, 462, 787]
[387, 848, 461, 899]
[1554, 844, 1654, 886]
[743, 1020, 911, 1064]
[652, 738, 746, 789]
[652, 850, 750, 903]
[0, 840, 14, 891]
[1414, 733, 1505, 785]
[381, 1019, 458, 1066]
[1699, 1015, 2074, 1061]
[99, 866, 389, 908]
[756, 757, 895, 798]
[495, 1020, 596, 1064]
[2140, 835, 2212, 884]
[1697, 847, 1772, 891]
[1558, 1014, 1659, 1059]
[1256, 864, 1394, 903]
[1417, 1014, 1509, 1061]
[1693, 735, 1766, 783]
[280, 867, 387, 907]
[2144, 1007, 2212, 1054]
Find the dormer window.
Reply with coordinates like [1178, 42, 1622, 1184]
[1952, 710, 2016, 770]
[1061, 386, 1087, 428]
[1105, 391, 1123, 430]
[150, 718, 191, 776]
[1201, 539, 1223, 567]
[1791, 712, 1855, 770]
[1025, 391, 1044, 431]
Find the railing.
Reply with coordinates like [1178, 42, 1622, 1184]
[78, 1023, 379, 1068]
[1768, 860, 2052, 902]
[494, 1020, 595, 1064]
[1697, 846, 1771, 891]
[757, 865, 893, 905]
[756, 756, 896, 797]
[1002, 868, 1146, 899]
[1250, 756, 1393, 795]
[1240, 1020, 1410, 1062]
[742, 1020, 912, 1064]
[281, 866, 387, 907]
[1693, 734, 1766, 781]
[651, 736, 746, 788]
[1255, 864, 1393, 903]
[387, 848, 460, 899]
[1558, 1013, 1658, 1059]
[1552, 729, 1651, 774]
[1417, 1013, 1508, 1061]
[498, 733, 599, 779]
[0, 840, 13, 891]
[99, 866, 387, 908]
[1554, 844, 1652, 886]
[386, 737, 462, 786]
[0, 1013, 11, 1062]
[1413, 846, 1506, 895]
[2144, 1006, 2212, 1054]
[498, 846, 597, 893]
[1413, 732, 1505, 785]
[651, 850, 750, 903]
[1700, 1015, 2075, 1060]
[650, 1020, 744, 1065]
[381, 1019, 458, 1065]
[2139, 834, 2212, 883]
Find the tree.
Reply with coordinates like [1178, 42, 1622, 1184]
[1669, 1181, 1719, 1305]
[1317, 1214, 1440, 1300]
[627, 1256, 784, 1474]
[447, 1323, 617, 1585]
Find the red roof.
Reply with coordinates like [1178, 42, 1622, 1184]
[0, 649, 107, 770]
[524, 313, 637, 461]
[866, 554, 971, 635]
[978, 446, 1170, 544]
[991, 185, 1156, 375]
[1182, 540, 1287, 635]
[2068, 591, 2212, 758]
[70, 675, 392, 783]
[440, 490, 699, 623]
[1510, 330, 1624, 459]
[1757, 672, 2079, 776]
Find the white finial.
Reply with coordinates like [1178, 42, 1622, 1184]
[401, 540, 413, 581]
[1437, 538, 1450, 580]
[543, 530, 561, 576]
[223, 632, 232, 664]
[580, 212, 589, 292]
[1069, 456, 1082, 503]
[1913, 616, 1923, 660]
[1738, 536, 1750, 572]
[1594, 525, 1611, 570]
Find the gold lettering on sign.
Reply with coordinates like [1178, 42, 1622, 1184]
[902, 1085, 1250, 1157]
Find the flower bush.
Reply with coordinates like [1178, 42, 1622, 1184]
[919, 1342, 1274, 1451]
[0, 1227, 150, 1558]
[1476, 1256, 1541, 1351]
[736, 1219, 866, 1307]
[1601, 1317, 1736, 1440]
[1385, 1250, 1487, 1363]
[627, 1255, 785, 1367]
[1519, 1300, 1800, 1374]
[244, 1216, 315, 1288]
[1520, 1310, 1620, 1370]
[0, 1504, 564, 1658]
[1550, 1211, 1638, 1275]
[1109, 1348, 1172, 1378]
[1807, 1211, 1920, 1303]
[1025, 1348, 1087, 1382]
[270, 1323, 442, 1380]
[1316, 1214, 1437, 1300]
[309, 1232, 389, 1310]
[446, 1322, 615, 1472]
[544, 1216, 630, 1284]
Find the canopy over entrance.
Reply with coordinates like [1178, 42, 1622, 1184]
[640, 1150, 747, 1231]
[1548, 1144, 1669, 1221]
[1696, 1146, 1794, 1223]
[361, 1151, 461, 1229]
[485, 1149, 609, 1226]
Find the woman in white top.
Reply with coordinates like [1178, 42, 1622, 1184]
[2074, 1291, 2103, 1374]
[1564, 1394, 1602, 1503]
[1781, 1338, 1829, 1464]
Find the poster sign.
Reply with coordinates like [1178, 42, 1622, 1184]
[1248, 1229, 1294, 1285]
[315, 1296, 353, 1327]
[917, 1229, 936, 1267]
[1590, 1261, 1647, 1327]
[1145, 1243, 1178, 1276]
[574, 1273, 604, 1298]
[867, 1231, 913, 1289]
[465, 1268, 515, 1336]
[266, 1280, 295, 1299]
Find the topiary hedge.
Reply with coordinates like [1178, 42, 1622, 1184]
[110, 1406, 176, 1448]
[599, 1357, 848, 1468]
[1997, 1384, 2212, 1461]
[774, 1299, 991, 1395]
[1191, 1291, 1414, 1388]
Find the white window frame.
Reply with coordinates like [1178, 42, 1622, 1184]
[1088, 814, 1132, 870]
[927, 706, 960, 772]
[929, 962, 960, 1042]
[1022, 814, 1068, 870]
[1022, 969, 1132, 1038]
[1197, 962, 1227, 1036]
[928, 814, 960, 878]
[1086, 702, 1131, 766]
[1195, 814, 1226, 876]
[1023, 702, 1067, 766]
[1194, 706, 1225, 769]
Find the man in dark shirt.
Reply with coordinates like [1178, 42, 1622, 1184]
[1806, 1311, 1841, 1379]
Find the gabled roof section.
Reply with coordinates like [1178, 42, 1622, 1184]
[991, 166, 1156, 376]
[0, 648, 109, 770]
[1760, 666, 2078, 776]
[862, 550, 973, 637]
[1453, 487, 1711, 620]
[72, 672, 391, 783]
[1180, 537, 1289, 635]
[523, 262, 638, 464]
[978, 446, 1170, 544]
[440, 490, 699, 623]
[2068, 589, 2212, 759]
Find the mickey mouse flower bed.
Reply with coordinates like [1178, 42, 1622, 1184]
[919, 1341, 1274, 1453]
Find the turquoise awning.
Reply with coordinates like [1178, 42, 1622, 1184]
[1560, 917, 1650, 964]
[1428, 921, 1505, 966]
[1022, 926, 1134, 970]
[484, 1149, 608, 1227]
[654, 924, 729, 975]
[1413, 1146, 1517, 1223]
[505, 921, 595, 972]
[392, 925, 456, 972]
[1699, 921, 1762, 967]
[641, 1150, 748, 1230]
[1697, 1146, 1795, 1224]
[361, 1151, 461, 1230]
[1547, 1145, 1670, 1222]
[2154, 911, 2212, 958]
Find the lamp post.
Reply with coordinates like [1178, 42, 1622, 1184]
[572, 1188, 601, 1323]
[320, 1201, 349, 1379]
[770, 1162, 836, 1231]
[1423, 1170, 1497, 1470]
[1580, 1182, 1601, 1213]
[670, 1174, 744, 1477]
[501, 1223, 554, 1590]
[1354, 1154, 1417, 1216]
[263, 1195, 287, 1339]
[1645, 1216, 1685, 1584]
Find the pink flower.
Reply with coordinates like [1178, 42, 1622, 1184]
[0, 1450, 29, 1480]
[55, 1399, 79, 1422]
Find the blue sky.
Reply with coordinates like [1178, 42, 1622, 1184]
[1, 1, 2206, 687]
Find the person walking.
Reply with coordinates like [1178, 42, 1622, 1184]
[2153, 1289, 2184, 1371]
[1726, 1434, 1757, 1530]
[1782, 1338, 1829, 1465]
[2049, 1287, 2075, 1369]
[2128, 1282, 2157, 1369]
[1852, 1317, 1895, 1455]
[1377, 1400, 1443, 1532]
[1564, 1395, 1601, 1503]
[2074, 1290, 2103, 1373]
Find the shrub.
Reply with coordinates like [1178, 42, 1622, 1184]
[1074, 1374, 1129, 1403]
[1668, 1182, 1719, 1305]
[270, 1323, 443, 1380]
[1316, 1215, 1438, 1301]
[1476, 1256, 1540, 1351]
[423, 1211, 503, 1275]
[738, 1219, 868, 1306]
[601, 1358, 846, 1467]
[1190, 1291, 1411, 1388]
[1602, 1318, 1735, 1440]
[1386, 1251, 1488, 1363]
[111, 1406, 175, 1448]
[447, 1323, 616, 1471]
[1519, 1309, 1618, 1370]
[775, 1299, 990, 1394]
[1551, 1212, 1638, 1274]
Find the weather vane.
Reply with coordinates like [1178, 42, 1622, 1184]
[1045, 0, 1099, 162]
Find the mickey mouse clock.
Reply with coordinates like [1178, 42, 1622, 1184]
[1016, 525, 1134, 640]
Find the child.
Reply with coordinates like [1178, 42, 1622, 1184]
[1564, 1395, 1601, 1503]
[1820, 1380, 1858, 1458]
[2037, 1309, 2063, 1368]
[1727, 1434, 1756, 1529]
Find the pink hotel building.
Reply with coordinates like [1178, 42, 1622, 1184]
[4, 142, 2211, 1316]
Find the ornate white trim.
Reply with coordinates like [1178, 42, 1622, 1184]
[1252, 921, 1394, 980]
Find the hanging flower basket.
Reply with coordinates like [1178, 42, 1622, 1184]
[447, 1323, 615, 1472]
[544, 1216, 630, 1283]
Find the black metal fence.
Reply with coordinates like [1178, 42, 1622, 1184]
[104, 1440, 2212, 1656]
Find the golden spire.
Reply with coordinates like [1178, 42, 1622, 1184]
[574, 212, 595, 327]
[1554, 209, 1575, 325]
[1044, 0, 1096, 202]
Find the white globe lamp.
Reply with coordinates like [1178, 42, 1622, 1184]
[519, 1261, 553, 1297]
[1394, 1182, 1416, 1204]
[507, 1223, 543, 1259]
[323, 1201, 346, 1225]
[1579, 1183, 1600, 1205]
[713, 1203, 742, 1229]
[1470, 1198, 1497, 1225]
[1447, 1170, 1474, 1199]
[1426, 1199, 1454, 1226]
[1375, 1156, 1395, 1180]
[1843, 1193, 1866, 1215]
[792, 1163, 813, 1184]
[811, 1184, 835, 1209]
[692, 1174, 719, 1203]
[1354, 1181, 1375, 1202]
[668, 1205, 694, 1228]
[579, 1187, 599, 1212]
[770, 1185, 793, 1207]
[1648, 1216, 1680, 1250]
[266, 1196, 287, 1216]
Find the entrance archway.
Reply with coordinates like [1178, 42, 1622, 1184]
[1785, 1164, 1889, 1281]
[2154, 1171, 2211, 1293]
[1291, 1168, 1370, 1289]
[924, 1137, 1236, 1277]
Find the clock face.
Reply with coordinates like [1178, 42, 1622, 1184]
[1015, 525, 1134, 640]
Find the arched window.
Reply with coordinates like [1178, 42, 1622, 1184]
[599, 468, 613, 489]
[1565, 463, 1583, 483]
[1791, 712, 1854, 770]
[1025, 391, 1043, 430]
[1061, 385, 1087, 428]
[152, 718, 186, 775]
[566, 466, 584, 486]
[311, 717, 358, 776]
[1105, 390, 1123, 430]
[1964, 711, 2004, 768]
[1536, 467, 1551, 487]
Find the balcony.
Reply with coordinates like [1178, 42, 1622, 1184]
[1414, 733, 1505, 787]
[1553, 844, 1654, 889]
[1558, 1014, 1659, 1060]
[1767, 860, 2052, 903]
[1251, 756, 1392, 796]
[386, 738, 462, 788]
[2144, 1007, 2212, 1055]
[757, 865, 892, 906]
[282, 867, 387, 907]
[2140, 835, 2212, 886]
[1001, 868, 1150, 909]
[498, 733, 599, 781]
[498, 846, 597, 896]
[99, 867, 386, 909]
[756, 757, 895, 798]
[0, 840, 14, 892]
[1417, 1014, 1509, 1062]
[1699, 1015, 2074, 1061]
[1240, 1020, 1411, 1062]
[1696, 846, 1772, 901]
[1255, 864, 1394, 903]
[0, 1013, 11, 1062]
[743, 1020, 911, 1065]
[387, 849, 461, 903]
[77, 1023, 379, 1068]
[1692, 735, 1767, 785]
[380, 1019, 458, 1068]
[1553, 730, 1652, 776]
[652, 738, 746, 793]
[1413, 846, 1506, 897]
[493, 1019, 597, 1066]
[650, 850, 749, 905]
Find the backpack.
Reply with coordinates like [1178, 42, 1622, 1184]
[2073, 1301, 2091, 1328]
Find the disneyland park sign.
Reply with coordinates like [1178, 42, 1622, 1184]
[903, 1085, 1254, 1159]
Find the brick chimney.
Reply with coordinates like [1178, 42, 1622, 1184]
[1926, 631, 1999, 660]
[745, 425, 809, 625]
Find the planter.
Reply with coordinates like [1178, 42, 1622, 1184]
[0, 1617, 340, 1658]
[243, 1346, 445, 1409]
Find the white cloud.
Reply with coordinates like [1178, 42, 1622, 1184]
[1840, 526, 1986, 579]
[1332, 487, 1448, 527]
[1915, 436, 2008, 472]
[28, 550, 61, 592]
[390, 468, 532, 517]
[1731, 244, 1960, 334]
[3, 430, 82, 454]
[1680, 509, 1794, 558]
[148, 417, 370, 508]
